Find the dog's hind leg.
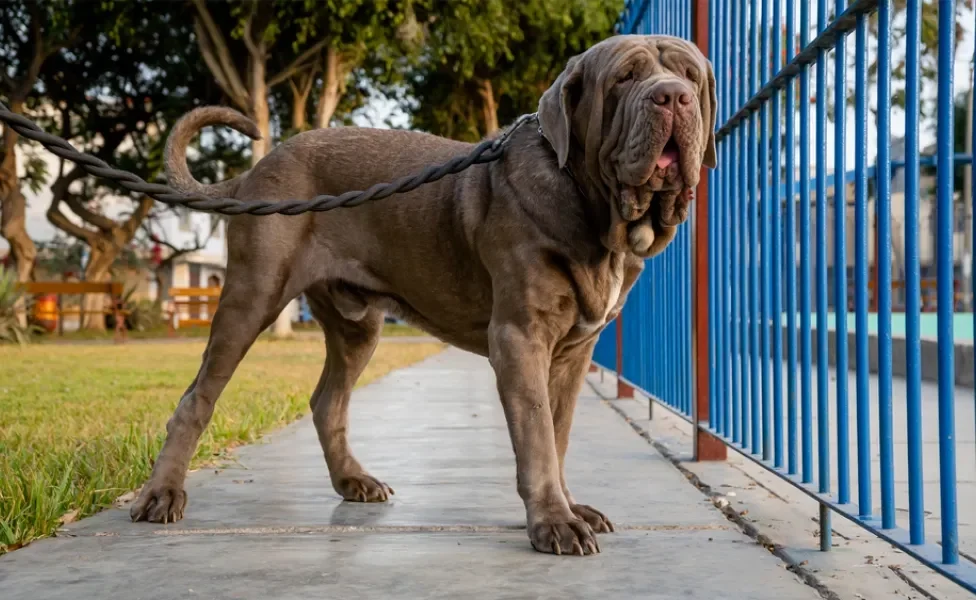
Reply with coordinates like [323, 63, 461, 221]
[305, 289, 392, 502]
[130, 222, 307, 523]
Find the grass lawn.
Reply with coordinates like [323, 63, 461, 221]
[0, 337, 444, 554]
[37, 321, 427, 343]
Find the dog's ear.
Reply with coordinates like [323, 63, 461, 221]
[701, 57, 718, 169]
[538, 56, 583, 169]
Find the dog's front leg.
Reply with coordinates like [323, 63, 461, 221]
[488, 321, 600, 556]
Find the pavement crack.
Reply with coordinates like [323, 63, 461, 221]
[888, 565, 942, 600]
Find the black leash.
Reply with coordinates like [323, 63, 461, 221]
[0, 101, 539, 217]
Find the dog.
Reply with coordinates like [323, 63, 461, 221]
[130, 33, 717, 556]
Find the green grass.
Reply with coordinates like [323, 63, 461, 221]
[0, 338, 444, 553]
[35, 322, 427, 343]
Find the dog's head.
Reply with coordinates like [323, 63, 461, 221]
[538, 34, 717, 257]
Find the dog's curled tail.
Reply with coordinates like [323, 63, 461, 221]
[164, 106, 262, 197]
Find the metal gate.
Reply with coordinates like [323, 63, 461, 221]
[595, 0, 976, 591]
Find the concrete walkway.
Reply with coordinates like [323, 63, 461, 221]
[0, 348, 818, 599]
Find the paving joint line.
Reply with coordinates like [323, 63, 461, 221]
[64, 523, 735, 538]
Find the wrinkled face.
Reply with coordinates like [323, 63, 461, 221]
[538, 35, 717, 258]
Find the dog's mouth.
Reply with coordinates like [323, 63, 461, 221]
[617, 136, 686, 222]
[655, 137, 680, 170]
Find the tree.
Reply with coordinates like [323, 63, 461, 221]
[0, 1, 84, 288]
[273, 0, 423, 137]
[35, 1, 224, 328]
[190, 0, 334, 162]
[193, 0, 421, 336]
[395, 0, 620, 141]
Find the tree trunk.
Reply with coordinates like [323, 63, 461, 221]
[0, 100, 38, 284]
[250, 57, 272, 166]
[292, 90, 309, 132]
[246, 50, 293, 337]
[316, 46, 343, 129]
[0, 101, 37, 327]
[80, 241, 116, 330]
[476, 79, 499, 136]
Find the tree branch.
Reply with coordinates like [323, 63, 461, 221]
[61, 192, 117, 232]
[120, 196, 154, 239]
[193, 20, 247, 110]
[239, 9, 265, 60]
[191, 0, 250, 106]
[267, 39, 330, 88]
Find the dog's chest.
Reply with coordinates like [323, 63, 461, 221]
[575, 256, 626, 334]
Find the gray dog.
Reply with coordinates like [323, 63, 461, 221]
[130, 33, 717, 556]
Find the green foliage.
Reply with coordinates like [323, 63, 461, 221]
[36, 1, 223, 202]
[268, 0, 425, 134]
[395, 0, 622, 141]
[0, 267, 37, 346]
[865, 0, 970, 120]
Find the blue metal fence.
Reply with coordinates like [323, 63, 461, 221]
[596, 0, 976, 592]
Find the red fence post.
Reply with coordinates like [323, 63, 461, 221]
[692, 0, 726, 461]
[615, 315, 634, 398]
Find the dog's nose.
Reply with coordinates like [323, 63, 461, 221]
[650, 81, 693, 108]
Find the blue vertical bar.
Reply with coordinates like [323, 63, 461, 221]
[721, 0, 732, 438]
[832, 0, 850, 508]
[749, 0, 761, 455]
[759, 0, 771, 463]
[799, 0, 814, 485]
[730, 0, 741, 445]
[815, 0, 831, 548]
[785, 0, 798, 476]
[708, 0, 717, 432]
[904, 0, 924, 546]
[687, 227, 693, 418]
[739, 0, 750, 449]
[770, 0, 783, 470]
[935, 0, 957, 565]
[685, 224, 691, 416]
[876, 0, 895, 531]
[853, 12, 871, 519]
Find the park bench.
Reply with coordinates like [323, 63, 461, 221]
[166, 286, 221, 334]
[19, 281, 128, 343]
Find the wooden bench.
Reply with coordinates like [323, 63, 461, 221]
[167, 287, 221, 334]
[19, 281, 129, 342]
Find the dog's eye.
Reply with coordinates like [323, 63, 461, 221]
[685, 67, 701, 83]
[617, 71, 634, 85]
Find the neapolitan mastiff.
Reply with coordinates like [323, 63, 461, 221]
[130, 34, 717, 556]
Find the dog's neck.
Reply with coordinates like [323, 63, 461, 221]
[495, 123, 613, 260]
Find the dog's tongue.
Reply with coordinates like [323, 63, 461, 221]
[656, 148, 679, 169]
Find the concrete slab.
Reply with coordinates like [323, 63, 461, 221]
[1, 348, 818, 599]
[590, 370, 976, 600]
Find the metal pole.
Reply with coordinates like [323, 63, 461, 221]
[693, 0, 726, 461]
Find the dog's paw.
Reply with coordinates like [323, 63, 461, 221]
[129, 484, 187, 524]
[529, 516, 600, 556]
[334, 473, 394, 503]
[570, 503, 615, 534]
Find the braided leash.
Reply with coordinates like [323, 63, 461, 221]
[0, 101, 538, 216]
